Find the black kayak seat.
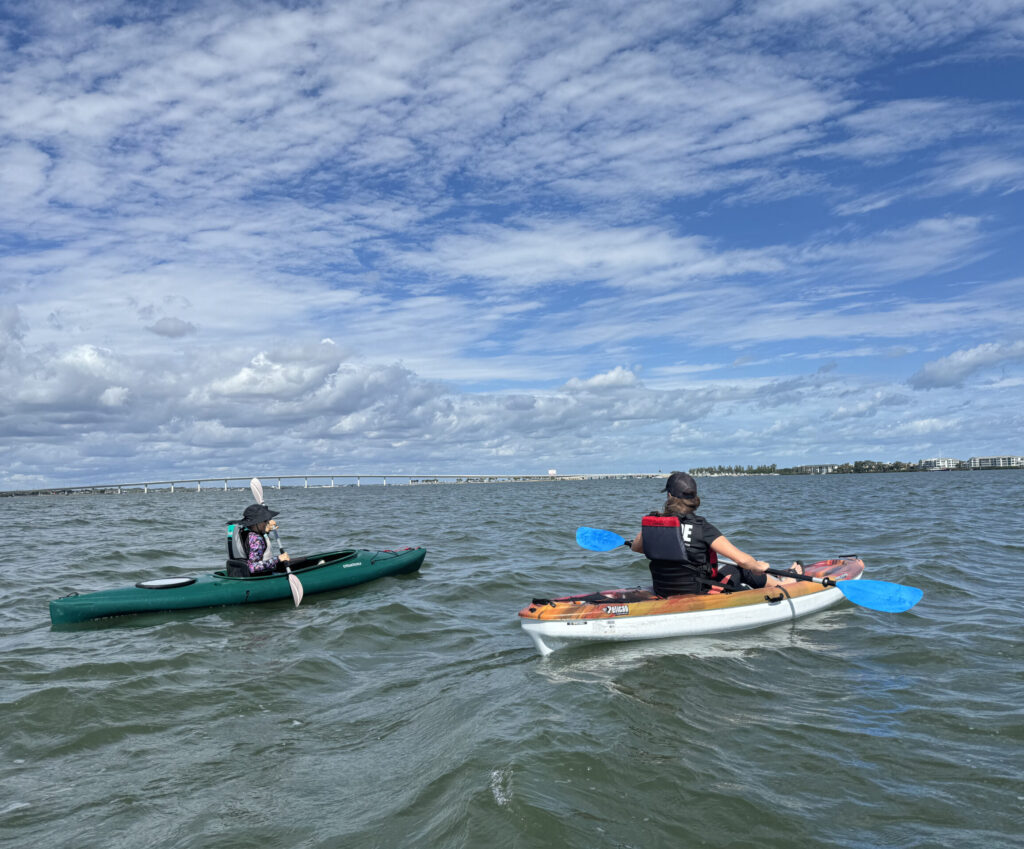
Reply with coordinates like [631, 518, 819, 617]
[225, 558, 249, 578]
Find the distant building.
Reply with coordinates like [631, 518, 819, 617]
[797, 464, 838, 474]
[968, 456, 1023, 469]
[548, 469, 557, 476]
[920, 458, 961, 470]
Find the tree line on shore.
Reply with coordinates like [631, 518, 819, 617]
[689, 461, 926, 476]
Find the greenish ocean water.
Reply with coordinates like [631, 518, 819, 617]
[1, 473, 1021, 848]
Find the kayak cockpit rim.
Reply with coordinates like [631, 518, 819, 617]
[212, 548, 359, 579]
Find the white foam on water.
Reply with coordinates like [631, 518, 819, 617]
[489, 767, 512, 807]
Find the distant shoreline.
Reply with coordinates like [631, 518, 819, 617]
[691, 468, 1023, 476]
[2, 466, 1021, 497]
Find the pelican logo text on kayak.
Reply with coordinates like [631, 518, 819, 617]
[602, 604, 629, 616]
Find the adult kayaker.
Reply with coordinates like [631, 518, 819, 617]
[629, 471, 801, 596]
[230, 503, 291, 576]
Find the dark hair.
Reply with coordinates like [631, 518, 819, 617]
[663, 492, 700, 517]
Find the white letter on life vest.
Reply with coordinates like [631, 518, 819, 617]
[682, 525, 693, 542]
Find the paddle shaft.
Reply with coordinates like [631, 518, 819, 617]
[764, 566, 835, 587]
[250, 478, 285, 551]
[270, 529, 286, 557]
[250, 477, 303, 606]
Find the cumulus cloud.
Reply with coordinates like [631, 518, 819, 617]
[908, 340, 1024, 389]
[563, 367, 641, 391]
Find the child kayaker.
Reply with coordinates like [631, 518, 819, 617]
[629, 471, 801, 596]
[231, 503, 291, 576]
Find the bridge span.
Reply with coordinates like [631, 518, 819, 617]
[2, 473, 664, 497]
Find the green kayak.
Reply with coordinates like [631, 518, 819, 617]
[49, 547, 426, 625]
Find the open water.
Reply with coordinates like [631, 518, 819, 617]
[1, 473, 1021, 848]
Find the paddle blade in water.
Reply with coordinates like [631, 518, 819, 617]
[838, 579, 923, 613]
[576, 527, 627, 551]
[288, 572, 304, 607]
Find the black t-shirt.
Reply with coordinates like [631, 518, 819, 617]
[676, 513, 722, 568]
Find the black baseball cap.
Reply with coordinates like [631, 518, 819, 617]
[661, 471, 697, 498]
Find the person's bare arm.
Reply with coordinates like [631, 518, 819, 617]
[711, 535, 768, 571]
[630, 531, 643, 553]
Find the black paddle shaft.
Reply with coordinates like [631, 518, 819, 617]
[765, 567, 835, 587]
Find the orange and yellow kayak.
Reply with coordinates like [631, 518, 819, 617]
[518, 556, 864, 656]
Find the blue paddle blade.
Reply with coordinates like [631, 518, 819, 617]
[576, 527, 627, 551]
[837, 579, 923, 613]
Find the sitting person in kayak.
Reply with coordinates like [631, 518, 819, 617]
[629, 471, 801, 596]
[229, 503, 291, 576]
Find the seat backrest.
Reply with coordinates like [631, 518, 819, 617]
[640, 515, 692, 563]
[225, 558, 249, 577]
[226, 524, 250, 560]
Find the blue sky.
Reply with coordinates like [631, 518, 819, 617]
[1, 0, 1023, 488]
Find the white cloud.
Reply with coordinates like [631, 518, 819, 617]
[563, 366, 641, 391]
[931, 152, 1024, 195]
[799, 216, 990, 279]
[833, 148, 1024, 214]
[0, 305, 28, 366]
[889, 416, 963, 436]
[393, 222, 784, 291]
[0, 142, 51, 200]
[812, 99, 993, 161]
[908, 340, 1024, 389]
[99, 386, 130, 407]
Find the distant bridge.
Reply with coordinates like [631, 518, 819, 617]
[1, 472, 665, 497]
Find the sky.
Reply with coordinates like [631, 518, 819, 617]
[2, 0, 1024, 488]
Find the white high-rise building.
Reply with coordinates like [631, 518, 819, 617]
[968, 456, 1024, 469]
